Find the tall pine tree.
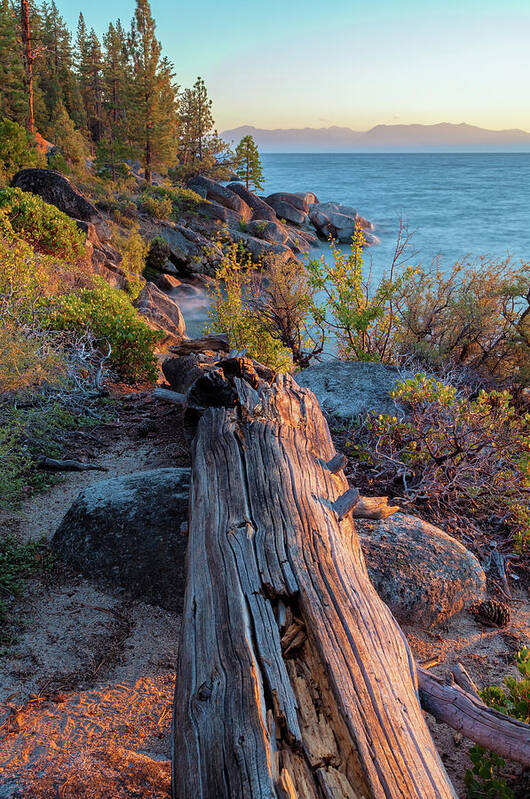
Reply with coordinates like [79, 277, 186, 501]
[128, 0, 178, 183]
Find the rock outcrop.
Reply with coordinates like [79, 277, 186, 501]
[133, 282, 186, 344]
[156, 222, 222, 277]
[227, 182, 278, 222]
[188, 175, 252, 220]
[51, 468, 191, 611]
[296, 361, 412, 422]
[357, 513, 487, 626]
[12, 168, 102, 225]
[309, 200, 377, 243]
[265, 192, 310, 225]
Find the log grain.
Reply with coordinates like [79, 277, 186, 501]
[173, 370, 457, 799]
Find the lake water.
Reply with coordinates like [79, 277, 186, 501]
[175, 153, 530, 337]
[262, 152, 530, 279]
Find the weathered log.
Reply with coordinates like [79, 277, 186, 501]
[168, 334, 230, 355]
[154, 387, 186, 405]
[418, 667, 530, 767]
[37, 457, 107, 472]
[173, 370, 456, 798]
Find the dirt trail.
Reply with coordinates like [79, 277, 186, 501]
[0, 397, 188, 798]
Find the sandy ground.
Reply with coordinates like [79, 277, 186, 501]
[0, 396, 528, 797]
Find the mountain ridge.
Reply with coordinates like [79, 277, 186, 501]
[221, 122, 530, 152]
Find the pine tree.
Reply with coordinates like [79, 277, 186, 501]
[0, 0, 26, 124]
[99, 19, 130, 177]
[37, 1, 79, 135]
[177, 76, 233, 178]
[128, 0, 178, 182]
[20, 0, 34, 132]
[234, 135, 264, 191]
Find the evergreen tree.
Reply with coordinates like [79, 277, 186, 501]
[177, 76, 233, 178]
[128, 0, 178, 182]
[234, 135, 264, 191]
[99, 19, 130, 177]
[0, 0, 26, 124]
[37, 1, 79, 134]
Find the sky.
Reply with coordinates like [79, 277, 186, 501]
[57, 0, 530, 132]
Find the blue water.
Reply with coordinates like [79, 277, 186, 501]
[261, 152, 530, 279]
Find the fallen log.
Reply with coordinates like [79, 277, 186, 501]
[36, 457, 108, 472]
[173, 366, 457, 798]
[418, 667, 530, 767]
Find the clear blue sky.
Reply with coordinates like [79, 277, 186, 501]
[57, 0, 530, 132]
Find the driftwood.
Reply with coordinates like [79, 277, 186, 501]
[173, 367, 457, 798]
[168, 334, 230, 356]
[418, 667, 530, 767]
[154, 387, 186, 405]
[37, 457, 108, 472]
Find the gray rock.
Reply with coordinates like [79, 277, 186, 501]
[357, 513, 487, 626]
[188, 176, 252, 220]
[153, 273, 183, 291]
[265, 196, 307, 226]
[266, 192, 312, 213]
[11, 168, 102, 224]
[245, 219, 289, 245]
[157, 222, 222, 277]
[51, 468, 191, 611]
[227, 183, 278, 222]
[192, 200, 245, 229]
[296, 361, 411, 423]
[308, 201, 376, 244]
[230, 230, 293, 264]
[133, 282, 186, 343]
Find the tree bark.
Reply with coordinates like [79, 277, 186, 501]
[172, 369, 457, 798]
[20, 0, 34, 134]
[418, 667, 530, 767]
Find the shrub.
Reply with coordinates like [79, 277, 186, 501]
[140, 193, 173, 221]
[146, 235, 171, 271]
[44, 278, 162, 382]
[0, 117, 43, 185]
[141, 184, 204, 219]
[307, 222, 416, 361]
[352, 374, 530, 550]
[465, 648, 530, 798]
[112, 225, 148, 276]
[395, 256, 530, 386]
[253, 256, 324, 368]
[0, 187, 85, 259]
[207, 244, 292, 372]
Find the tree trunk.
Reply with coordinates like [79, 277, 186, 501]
[172, 367, 457, 798]
[20, 0, 34, 134]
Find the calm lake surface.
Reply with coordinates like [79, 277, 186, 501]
[177, 153, 530, 337]
[262, 152, 530, 279]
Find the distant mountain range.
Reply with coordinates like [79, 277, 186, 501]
[221, 123, 530, 152]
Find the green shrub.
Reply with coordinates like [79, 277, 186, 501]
[141, 184, 204, 219]
[0, 187, 85, 259]
[465, 648, 530, 798]
[207, 244, 292, 372]
[307, 223, 416, 361]
[112, 225, 148, 275]
[44, 278, 162, 382]
[146, 235, 171, 271]
[140, 193, 173, 221]
[0, 118, 43, 185]
[352, 374, 530, 550]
